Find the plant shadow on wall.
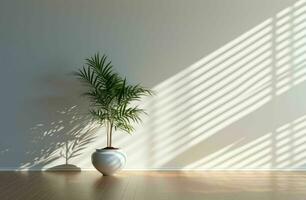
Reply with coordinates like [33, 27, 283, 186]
[121, 0, 306, 170]
[20, 105, 98, 171]
[19, 70, 99, 171]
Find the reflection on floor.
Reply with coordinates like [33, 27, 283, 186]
[0, 171, 306, 200]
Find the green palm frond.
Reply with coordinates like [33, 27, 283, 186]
[89, 109, 108, 124]
[75, 53, 153, 137]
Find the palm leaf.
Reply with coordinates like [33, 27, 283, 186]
[75, 52, 153, 139]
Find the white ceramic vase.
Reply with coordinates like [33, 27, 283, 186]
[91, 149, 126, 176]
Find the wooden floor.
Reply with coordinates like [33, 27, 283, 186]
[1, 171, 306, 200]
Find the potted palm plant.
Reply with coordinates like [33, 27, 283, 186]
[75, 53, 152, 175]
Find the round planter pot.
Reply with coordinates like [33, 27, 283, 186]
[91, 149, 126, 176]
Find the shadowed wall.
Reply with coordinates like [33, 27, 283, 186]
[0, 0, 305, 170]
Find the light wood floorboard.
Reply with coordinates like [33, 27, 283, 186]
[0, 171, 306, 200]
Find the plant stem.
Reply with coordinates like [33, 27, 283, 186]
[106, 121, 110, 147]
[109, 122, 113, 147]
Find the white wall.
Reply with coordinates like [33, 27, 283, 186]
[0, 0, 306, 170]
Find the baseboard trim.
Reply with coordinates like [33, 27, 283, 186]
[122, 168, 306, 172]
[1, 168, 306, 172]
